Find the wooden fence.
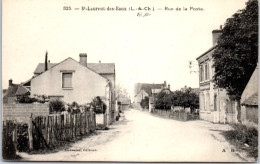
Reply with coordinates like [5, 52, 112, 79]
[2, 111, 96, 157]
[31, 112, 96, 150]
[152, 109, 199, 121]
[2, 120, 18, 159]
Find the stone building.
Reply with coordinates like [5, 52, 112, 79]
[196, 28, 238, 123]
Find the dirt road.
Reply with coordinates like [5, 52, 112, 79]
[19, 109, 247, 162]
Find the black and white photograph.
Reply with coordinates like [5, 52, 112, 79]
[2, 0, 258, 162]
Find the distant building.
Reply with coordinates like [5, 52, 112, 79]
[196, 28, 238, 124]
[3, 79, 30, 104]
[134, 81, 170, 106]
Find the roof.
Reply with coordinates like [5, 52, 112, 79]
[88, 63, 115, 74]
[139, 83, 165, 96]
[242, 92, 258, 106]
[34, 63, 57, 74]
[4, 85, 19, 97]
[34, 62, 115, 75]
[3, 84, 19, 103]
[196, 45, 217, 60]
[157, 88, 173, 95]
[15, 86, 30, 96]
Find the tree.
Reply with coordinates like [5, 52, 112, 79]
[155, 92, 173, 110]
[212, 0, 258, 121]
[140, 96, 149, 109]
[172, 88, 199, 113]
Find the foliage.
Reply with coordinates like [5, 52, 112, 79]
[90, 96, 107, 114]
[155, 92, 174, 110]
[212, 0, 258, 101]
[17, 123, 29, 152]
[154, 88, 199, 112]
[67, 101, 80, 114]
[49, 99, 65, 113]
[174, 88, 199, 112]
[222, 124, 258, 159]
[18, 95, 36, 103]
[140, 96, 149, 109]
[18, 94, 48, 103]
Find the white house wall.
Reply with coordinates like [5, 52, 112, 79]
[31, 58, 109, 104]
[198, 49, 237, 124]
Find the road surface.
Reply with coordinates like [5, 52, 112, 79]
[19, 109, 248, 162]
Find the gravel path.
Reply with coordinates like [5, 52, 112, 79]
[18, 109, 247, 162]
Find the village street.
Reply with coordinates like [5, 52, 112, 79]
[19, 109, 248, 162]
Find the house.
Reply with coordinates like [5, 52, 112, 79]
[241, 64, 258, 127]
[134, 90, 149, 106]
[134, 81, 166, 105]
[157, 84, 172, 95]
[118, 96, 131, 111]
[3, 79, 30, 104]
[196, 27, 238, 124]
[26, 53, 116, 124]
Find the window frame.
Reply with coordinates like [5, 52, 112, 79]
[60, 70, 75, 89]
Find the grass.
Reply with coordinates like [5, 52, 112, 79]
[222, 124, 258, 159]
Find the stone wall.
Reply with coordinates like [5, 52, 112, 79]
[2, 103, 49, 123]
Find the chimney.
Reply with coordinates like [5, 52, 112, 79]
[168, 84, 170, 90]
[79, 53, 87, 67]
[9, 79, 13, 86]
[45, 51, 48, 71]
[212, 26, 222, 45]
[164, 81, 167, 88]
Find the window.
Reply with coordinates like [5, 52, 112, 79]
[200, 65, 204, 82]
[205, 64, 208, 80]
[62, 73, 72, 88]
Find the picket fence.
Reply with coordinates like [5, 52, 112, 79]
[2, 111, 96, 158]
[32, 112, 96, 150]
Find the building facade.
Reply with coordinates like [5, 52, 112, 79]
[29, 53, 116, 124]
[196, 29, 238, 124]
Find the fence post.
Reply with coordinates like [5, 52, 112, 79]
[28, 113, 33, 150]
[93, 112, 96, 131]
[12, 121, 17, 153]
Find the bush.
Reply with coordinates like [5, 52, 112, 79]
[18, 94, 48, 103]
[18, 95, 36, 103]
[17, 123, 29, 152]
[49, 99, 65, 113]
[222, 124, 258, 159]
[140, 96, 149, 109]
[90, 96, 106, 114]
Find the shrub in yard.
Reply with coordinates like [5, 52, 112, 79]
[222, 124, 258, 159]
[90, 96, 106, 114]
[49, 99, 65, 113]
[17, 123, 29, 152]
[18, 95, 37, 103]
[69, 101, 81, 114]
[140, 96, 149, 109]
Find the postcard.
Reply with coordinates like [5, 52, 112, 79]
[2, 0, 258, 162]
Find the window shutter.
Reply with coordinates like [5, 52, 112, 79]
[62, 73, 72, 88]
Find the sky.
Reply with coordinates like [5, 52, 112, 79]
[2, 0, 248, 98]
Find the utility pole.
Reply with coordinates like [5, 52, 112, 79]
[189, 60, 198, 74]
